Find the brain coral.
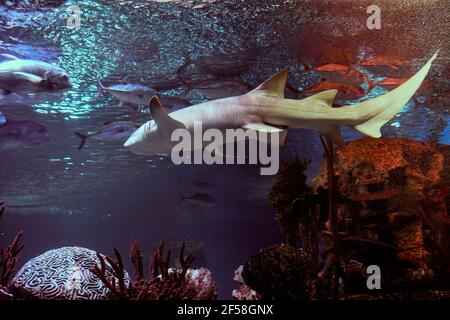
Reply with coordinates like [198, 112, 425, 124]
[9, 246, 130, 300]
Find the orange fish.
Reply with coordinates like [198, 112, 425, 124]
[313, 63, 368, 85]
[369, 78, 429, 92]
[359, 55, 412, 77]
[371, 77, 409, 90]
[303, 80, 367, 101]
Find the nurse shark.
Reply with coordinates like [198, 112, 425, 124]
[124, 52, 438, 156]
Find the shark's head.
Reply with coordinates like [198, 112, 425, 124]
[124, 96, 186, 156]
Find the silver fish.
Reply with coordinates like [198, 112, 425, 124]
[0, 119, 50, 150]
[0, 54, 71, 92]
[98, 79, 156, 106]
[75, 121, 139, 150]
[178, 192, 216, 207]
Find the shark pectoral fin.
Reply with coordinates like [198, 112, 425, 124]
[242, 123, 288, 147]
[13, 72, 44, 84]
[243, 123, 285, 133]
[247, 70, 288, 98]
[149, 96, 186, 134]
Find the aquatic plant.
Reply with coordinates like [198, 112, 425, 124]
[93, 240, 218, 300]
[267, 156, 313, 246]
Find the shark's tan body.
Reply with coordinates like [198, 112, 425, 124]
[124, 52, 437, 156]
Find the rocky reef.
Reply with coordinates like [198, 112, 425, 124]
[241, 244, 319, 300]
[236, 138, 450, 300]
[313, 138, 450, 293]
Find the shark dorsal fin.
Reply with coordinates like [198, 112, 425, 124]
[302, 89, 338, 107]
[247, 70, 288, 98]
[148, 96, 186, 133]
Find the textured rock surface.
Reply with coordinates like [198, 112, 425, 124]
[242, 244, 319, 300]
[10, 246, 130, 300]
[313, 138, 450, 288]
[0, 0, 67, 8]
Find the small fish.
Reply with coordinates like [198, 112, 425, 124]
[0, 119, 50, 150]
[98, 79, 157, 106]
[359, 55, 412, 77]
[193, 79, 251, 99]
[75, 121, 139, 150]
[314, 63, 368, 85]
[371, 77, 409, 90]
[303, 80, 367, 101]
[0, 54, 71, 92]
[177, 192, 216, 207]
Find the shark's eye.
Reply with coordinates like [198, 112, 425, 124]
[138, 94, 143, 98]
[61, 75, 68, 81]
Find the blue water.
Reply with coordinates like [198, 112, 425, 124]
[0, 0, 448, 298]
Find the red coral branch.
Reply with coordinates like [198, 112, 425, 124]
[93, 240, 201, 300]
[0, 200, 24, 287]
[129, 239, 143, 281]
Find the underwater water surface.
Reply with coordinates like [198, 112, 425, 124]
[0, 0, 448, 298]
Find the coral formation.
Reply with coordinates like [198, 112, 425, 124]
[1, 199, 216, 301]
[232, 265, 259, 300]
[313, 138, 450, 291]
[10, 246, 129, 300]
[249, 138, 450, 300]
[241, 244, 319, 300]
[93, 240, 218, 300]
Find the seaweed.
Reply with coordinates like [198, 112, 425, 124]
[267, 156, 314, 246]
[319, 135, 342, 300]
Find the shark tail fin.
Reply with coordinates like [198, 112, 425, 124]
[74, 132, 88, 150]
[349, 51, 438, 138]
